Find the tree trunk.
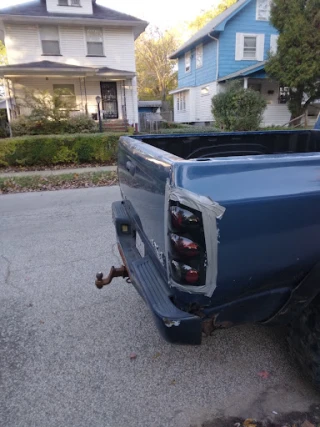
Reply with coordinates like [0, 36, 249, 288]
[289, 88, 305, 126]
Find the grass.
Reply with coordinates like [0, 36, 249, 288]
[0, 171, 118, 194]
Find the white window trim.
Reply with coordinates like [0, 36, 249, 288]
[256, 0, 271, 21]
[185, 51, 191, 73]
[86, 27, 105, 57]
[270, 34, 279, 55]
[235, 33, 265, 61]
[196, 44, 203, 69]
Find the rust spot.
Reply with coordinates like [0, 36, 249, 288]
[201, 314, 234, 336]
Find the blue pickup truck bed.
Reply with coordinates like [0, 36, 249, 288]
[97, 129, 320, 387]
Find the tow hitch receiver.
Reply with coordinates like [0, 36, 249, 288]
[95, 266, 129, 289]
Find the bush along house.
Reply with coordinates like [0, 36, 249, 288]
[0, 0, 147, 131]
[169, 0, 313, 127]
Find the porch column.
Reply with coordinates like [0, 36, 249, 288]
[244, 77, 248, 89]
[4, 78, 12, 137]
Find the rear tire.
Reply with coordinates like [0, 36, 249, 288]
[288, 300, 320, 389]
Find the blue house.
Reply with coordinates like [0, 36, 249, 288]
[169, 0, 292, 126]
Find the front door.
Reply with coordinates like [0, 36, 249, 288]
[100, 82, 118, 119]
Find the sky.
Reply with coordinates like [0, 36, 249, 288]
[0, 0, 217, 29]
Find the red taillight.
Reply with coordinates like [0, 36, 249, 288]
[185, 269, 199, 284]
[170, 206, 201, 230]
[168, 203, 205, 287]
[171, 260, 200, 285]
[170, 233, 200, 257]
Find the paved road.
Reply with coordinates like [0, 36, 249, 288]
[1, 187, 319, 427]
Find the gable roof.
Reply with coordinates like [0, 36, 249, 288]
[0, 0, 148, 38]
[170, 0, 251, 59]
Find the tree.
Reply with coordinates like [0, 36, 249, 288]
[135, 27, 179, 101]
[265, 0, 320, 121]
[18, 88, 77, 122]
[188, 0, 237, 33]
[212, 81, 267, 131]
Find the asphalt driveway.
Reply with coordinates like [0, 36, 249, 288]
[1, 186, 319, 427]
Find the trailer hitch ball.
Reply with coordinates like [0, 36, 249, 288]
[95, 266, 129, 289]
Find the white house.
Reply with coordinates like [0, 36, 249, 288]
[0, 0, 148, 130]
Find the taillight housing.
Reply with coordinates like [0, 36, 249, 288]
[168, 202, 206, 287]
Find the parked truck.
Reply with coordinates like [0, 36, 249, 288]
[96, 128, 320, 388]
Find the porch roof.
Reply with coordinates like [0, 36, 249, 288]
[0, 60, 135, 78]
[218, 61, 267, 82]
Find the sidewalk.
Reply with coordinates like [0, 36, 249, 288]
[0, 165, 117, 178]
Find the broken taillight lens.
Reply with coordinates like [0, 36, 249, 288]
[171, 260, 200, 285]
[170, 206, 201, 230]
[170, 233, 200, 257]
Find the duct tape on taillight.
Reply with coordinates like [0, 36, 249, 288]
[164, 180, 226, 297]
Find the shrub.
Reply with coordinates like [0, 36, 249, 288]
[11, 115, 97, 136]
[0, 133, 123, 167]
[212, 81, 267, 131]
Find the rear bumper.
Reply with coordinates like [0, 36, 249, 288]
[112, 201, 202, 345]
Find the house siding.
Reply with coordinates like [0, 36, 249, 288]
[173, 81, 217, 123]
[178, 40, 217, 88]
[4, 23, 136, 71]
[46, 0, 93, 15]
[218, 0, 278, 78]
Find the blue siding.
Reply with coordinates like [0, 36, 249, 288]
[218, 0, 278, 78]
[177, 40, 217, 88]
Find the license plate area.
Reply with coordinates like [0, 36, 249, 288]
[136, 231, 145, 257]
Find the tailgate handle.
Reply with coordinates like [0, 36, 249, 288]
[126, 160, 136, 176]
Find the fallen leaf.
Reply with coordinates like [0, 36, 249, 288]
[129, 353, 137, 360]
[243, 419, 257, 427]
[257, 370, 270, 379]
[152, 352, 161, 360]
[170, 379, 176, 386]
[301, 421, 315, 427]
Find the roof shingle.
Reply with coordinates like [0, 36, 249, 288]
[0, 0, 145, 23]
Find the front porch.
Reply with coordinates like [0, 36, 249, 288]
[0, 60, 139, 132]
[218, 63, 293, 127]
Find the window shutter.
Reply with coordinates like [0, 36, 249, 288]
[256, 34, 265, 61]
[270, 34, 279, 55]
[235, 33, 244, 61]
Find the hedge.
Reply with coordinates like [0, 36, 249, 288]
[0, 133, 127, 167]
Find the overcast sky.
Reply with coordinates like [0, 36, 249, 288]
[0, 0, 217, 29]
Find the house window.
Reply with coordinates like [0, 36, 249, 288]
[185, 51, 191, 73]
[53, 84, 77, 108]
[40, 26, 60, 55]
[177, 93, 186, 111]
[58, 0, 81, 5]
[256, 0, 271, 21]
[235, 33, 265, 61]
[243, 36, 257, 59]
[86, 28, 104, 56]
[196, 44, 203, 69]
[201, 86, 209, 96]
